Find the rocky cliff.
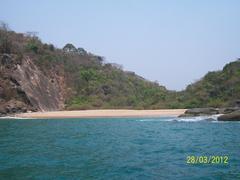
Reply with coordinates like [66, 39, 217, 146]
[0, 53, 65, 115]
[13, 56, 65, 111]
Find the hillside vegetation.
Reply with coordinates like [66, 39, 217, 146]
[0, 24, 175, 112]
[177, 60, 240, 108]
[0, 23, 239, 114]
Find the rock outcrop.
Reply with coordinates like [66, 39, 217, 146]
[0, 54, 65, 116]
[218, 107, 240, 114]
[0, 100, 32, 116]
[13, 57, 65, 111]
[179, 107, 240, 121]
[178, 108, 219, 117]
[218, 110, 240, 121]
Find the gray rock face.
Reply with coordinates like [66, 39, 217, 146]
[13, 57, 65, 111]
[0, 54, 65, 115]
[218, 110, 240, 121]
[179, 107, 240, 121]
[218, 107, 240, 114]
[179, 108, 219, 117]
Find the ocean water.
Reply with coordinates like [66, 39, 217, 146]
[0, 117, 239, 180]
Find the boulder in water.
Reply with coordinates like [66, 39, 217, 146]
[218, 110, 240, 121]
[178, 108, 219, 117]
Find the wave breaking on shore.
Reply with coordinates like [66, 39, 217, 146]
[137, 115, 222, 122]
[0, 116, 35, 119]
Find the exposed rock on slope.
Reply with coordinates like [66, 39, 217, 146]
[13, 56, 65, 111]
[0, 54, 65, 115]
[0, 100, 28, 116]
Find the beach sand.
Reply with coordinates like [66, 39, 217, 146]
[16, 109, 186, 119]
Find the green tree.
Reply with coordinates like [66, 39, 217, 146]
[63, 43, 77, 53]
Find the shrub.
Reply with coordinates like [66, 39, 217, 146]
[26, 42, 38, 53]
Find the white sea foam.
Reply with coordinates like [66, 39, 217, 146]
[0, 116, 34, 119]
[138, 115, 222, 122]
[138, 119, 164, 122]
[173, 115, 221, 122]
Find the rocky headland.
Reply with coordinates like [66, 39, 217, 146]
[179, 105, 240, 121]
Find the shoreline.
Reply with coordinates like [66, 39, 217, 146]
[15, 109, 187, 119]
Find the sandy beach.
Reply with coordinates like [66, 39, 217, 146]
[16, 109, 186, 119]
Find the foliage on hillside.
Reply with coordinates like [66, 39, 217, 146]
[0, 24, 173, 110]
[174, 60, 240, 108]
[1, 23, 239, 110]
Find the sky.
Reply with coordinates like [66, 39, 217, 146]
[1, 0, 240, 90]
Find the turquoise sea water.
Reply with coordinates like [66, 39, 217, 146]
[0, 117, 239, 179]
